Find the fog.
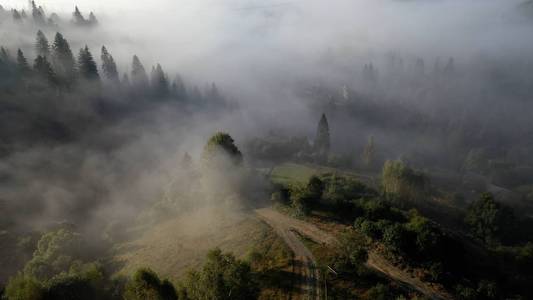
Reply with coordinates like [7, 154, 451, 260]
[1, 0, 533, 238]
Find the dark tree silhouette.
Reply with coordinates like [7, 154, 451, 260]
[100, 46, 119, 83]
[16, 49, 30, 75]
[52, 32, 76, 86]
[35, 30, 50, 58]
[151, 63, 169, 97]
[314, 113, 330, 160]
[77, 46, 99, 81]
[131, 55, 148, 90]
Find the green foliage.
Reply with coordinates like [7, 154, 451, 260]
[365, 283, 390, 300]
[381, 160, 428, 203]
[331, 230, 368, 275]
[465, 193, 516, 245]
[124, 268, 177, 300]
[382, 223, 410, 256]
[4, 274, 45, 300]
[202, 132, 243, 167]
[24, 228, 85, 281]
[180, 248, 258, 300]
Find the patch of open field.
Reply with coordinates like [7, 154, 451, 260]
[271, 162, 375, 185]
[112, 208, 266, 281]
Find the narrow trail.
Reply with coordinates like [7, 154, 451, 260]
[255, 208, 452, 300]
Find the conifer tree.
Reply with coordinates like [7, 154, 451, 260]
[72, 6, 85, 25]
[12, 9, 22, 22]
[33, 55, 56, 85]
[101, 46, 119, 83]
[88, 12, 98, 25]
[131, 55, 148, 89]
[31, 1, 45, 25]
[52, 32, 76, 86]
[150, 63, 169, 97]
[362, 135, 375, 168]
[77, 45, 99, 81]
[0, 47, 10, 62]
[35, 30, 50, 58]
[314, 113, 330, 160]
[17, 49, 30, 75]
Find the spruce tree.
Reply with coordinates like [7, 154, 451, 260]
[88, 12, 98, 25]
[35, 30, 50, 58]
[33, 55, 56, 85]
[31, 1, 45, 25]
[77, 45, 99, 81]
[362, 135, 375, 168]
[100, 46, 119, 83]
[16, 49, 30, 75]
[52, 32, 76, 86]
[131, 55, 148, 90]
[314, 113, 330, 160]
[0, 47, 10, 62]
[150, 63, 169, 97]
[12, 9, 22, 22]
[72, 6, 85, 25]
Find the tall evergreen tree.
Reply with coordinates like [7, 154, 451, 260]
[72, 6, 85, 25]
[0, 47, 10, 62]
[150, 63, 169, 97]
[35, 30, 50, 58]
[77, 45, 99, 81]
[52, 32, 76, 86]
[314, 113, 330, 160]
[88, 12, 98, 25]
[12, 9, 23, 22]
[33, 55, 56, 85]
[131, 55, 148, 90]
[100, 46, 118, 83]
[31, 1, 45, 25]
[362, 135, 376, 168]
[16, 49, 30, 75]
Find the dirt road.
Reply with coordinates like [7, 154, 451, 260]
[256, 208, 322, 300]
[255, 208, 452, 300]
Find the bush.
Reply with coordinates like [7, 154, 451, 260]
[124, 268, 177, 300]
[180, 248, 258, 300]
[465, 192, 517, 245]
[381, 160, 428, 203]
[4, 274, 45, 300]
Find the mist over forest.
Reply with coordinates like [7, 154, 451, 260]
[1, 1, 533, 300]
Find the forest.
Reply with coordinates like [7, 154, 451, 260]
[1, 1, 533, 299]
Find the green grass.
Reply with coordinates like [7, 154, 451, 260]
[270, 162, 374, 185]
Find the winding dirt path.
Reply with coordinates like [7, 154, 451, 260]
[255, 208, 452, 300]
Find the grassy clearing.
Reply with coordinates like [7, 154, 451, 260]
[271, 162, 375, 186]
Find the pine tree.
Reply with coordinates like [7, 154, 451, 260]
[314, 113, 330, 160]
[52, 32, 76, 86]
[131, 55, 148, 89]
[33, 55, 56, 85]
[16, 49, 30, 75]
[150, 63, 169, 97]
[88, 12, 98, 25]
[72, 6, 85, 25]
[362, 135, 375, 168]
[101, 46, 119, 83]
[77, 45, 99, 81]
[35, 30, 50, 58]
[172, 74, 187, 100]
[0, 47, 10, 62]
[12, 9, 23, 22]
[121, 73, 131, 88]
[31, 1, 45, 25]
